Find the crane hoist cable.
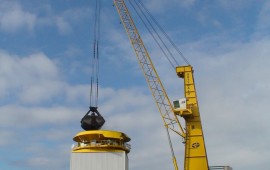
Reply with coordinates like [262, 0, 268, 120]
[128, 0, 176, 69]
[90, 0, 101, 107]
[137, 0, 190, 65]
[129, 0, 190, 66]
[81, 0, 105, 131]
[128, 1, 184, 139]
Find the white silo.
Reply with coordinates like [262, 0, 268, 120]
[70, 130, 131, 170]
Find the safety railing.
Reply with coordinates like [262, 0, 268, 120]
[72, 139, 131, 151]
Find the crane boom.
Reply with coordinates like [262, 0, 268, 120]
[113, 0, 184, 137]
[114, 1, 183, 169]
[114, 0, 209, 170]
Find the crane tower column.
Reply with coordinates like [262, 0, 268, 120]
[175, 65, 209, 170]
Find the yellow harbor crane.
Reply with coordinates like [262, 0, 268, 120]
[114, 0, 209, 170]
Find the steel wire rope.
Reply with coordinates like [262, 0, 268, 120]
[128, 0, 177, 127]
[127, 0, 183, 165]
[90, 1, 97, 107]
[133, 0, 181, 68]
[128, 0, 186, 132]
[96, 0, 101, 107]
[137, 0, 190, 65]
[128, 0, 176, 69]
[90, 0, 101, 107]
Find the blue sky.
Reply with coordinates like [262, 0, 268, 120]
[1, 0, 270, 170]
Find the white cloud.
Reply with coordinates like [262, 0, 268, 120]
[143, 0, 196, 13]
[0, 1, 36, 32]
[0, 130, 14, 146]
[19, 82, 65, 104]
[45, 6, 92, 35]
[11, 143, 70, 170]
[0, 1, 91, 34]
[65, 84, 89, 103]
[256, 1, 270, 37]
[0, 105, 80, 128]
[55, 16, 72, 35]
[0, 51, 62, 103]
[63, 46, 83, 58]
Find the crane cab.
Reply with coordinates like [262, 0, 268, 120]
[173, 98, 192, 116]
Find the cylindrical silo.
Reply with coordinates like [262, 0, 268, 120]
[70, 130, 131, 170]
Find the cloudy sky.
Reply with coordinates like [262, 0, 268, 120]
[1, 0, 270, 170]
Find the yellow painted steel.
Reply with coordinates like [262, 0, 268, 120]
[113, 0, 209, 170]
[172, 156, 179, 170]
[72, 130, 131, 153]
[175, 66, 209, 170]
